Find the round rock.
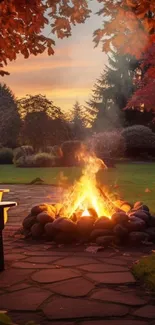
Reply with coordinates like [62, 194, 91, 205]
[94, 217, 114, 229]
[37, 212, 54, 225]
[31, 204, 49, 216]
[133, 204, 150, 213]
[77, 217, 94, 236]
[127, 216, 146, 232]
[22, 215, 37, 230]
[129, 210, 150, 223]
[141, 204, 150, 213]
[111, 212, 128, 225]
[113, 224, 128, 238]
[52, 217, 77, 233]
[31, 223, 44, 238]
[44, 223, 55, 238]
[90, 229, 113, 241]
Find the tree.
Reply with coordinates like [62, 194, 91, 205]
[0, 0, 91, 76]
[1, 0, 155, 76]
[105, 51, 153, 127]
[69, 101, 88, 140]
[22, 111, 50, 151]
[105, 51, 138, 110]
[18, 94, 63, 119]
[93, 0, 155, 58]
[0, 83, 21, 147]
[86, 72, 117, 132]
[126, 43, 155, 113]
[86, 51, 139, 131]
[19, 94, 71, 149]
[93, 1, 155, 117]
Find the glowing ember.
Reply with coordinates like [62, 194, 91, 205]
[62, 147, 117, 219]
[81, 209, 90, 217]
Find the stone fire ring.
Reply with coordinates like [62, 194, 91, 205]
[20, 201, 155, 247]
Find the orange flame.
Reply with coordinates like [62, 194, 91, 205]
[62, 148, 116, 219]
[81, 209, 91, 217]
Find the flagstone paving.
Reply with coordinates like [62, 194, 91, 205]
[0, 238, 155, 324]
[1, 184, 64, 225]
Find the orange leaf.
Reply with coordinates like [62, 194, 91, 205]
[0, 70, 10, 76]
[145, 188, 151, 193]
[48, 47, 54, 55]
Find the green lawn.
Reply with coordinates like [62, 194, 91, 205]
[0, 163, 155, 212]
[132, 254, 155, 291]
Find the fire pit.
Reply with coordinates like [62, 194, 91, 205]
[21, 150, 155, 247]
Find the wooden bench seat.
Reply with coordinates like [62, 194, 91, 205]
[0, 201, 17, 271]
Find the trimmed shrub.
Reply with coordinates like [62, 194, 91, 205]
[61, 140, 85, 166]
[45, 145, 62, 157]
[15, 155, 35, 167]
[13, 146, 34, 163]
[88, 131, 125, 160]
[34, 152, 55, 167]
[121, 125, 155, 158]
[15, 153, 63, 168]
[0, 147, 13, 164]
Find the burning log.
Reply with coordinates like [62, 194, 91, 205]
[96, 186, 125, 215]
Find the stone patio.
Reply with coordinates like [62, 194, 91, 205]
[0, 238, 155, 325]
[1, 184, 64, 225]
[1, 184, 155, 324]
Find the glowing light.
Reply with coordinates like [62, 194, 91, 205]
[81, 209, 90, 217]
[62, 147, 116, 219]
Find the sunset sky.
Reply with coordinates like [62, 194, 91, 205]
[3, 1, 107, 113]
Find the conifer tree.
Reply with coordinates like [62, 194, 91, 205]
[86, 51, 139, 131]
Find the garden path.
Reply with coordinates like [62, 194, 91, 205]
[0, 239, 154, 325]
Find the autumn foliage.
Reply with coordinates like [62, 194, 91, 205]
[0, 0, 90, 75]
[93, 0, 155, 58]
[1, 0, 155, 115]
[1, 0, 155, 76]
[126, 43, 155, 112]
[92, 0, 155, 113]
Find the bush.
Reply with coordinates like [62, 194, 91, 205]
[121, 125, 155, 158]
[0, 147, 13, 164]
[15, 155, 36, 167]
[13, 145, 34, 163]
[88, 131, 125, 160]
[34, 152, 56, 167]
[45, 145, 62, 157]
[15, 152, 63, 168]
[61, 140, 85, 166]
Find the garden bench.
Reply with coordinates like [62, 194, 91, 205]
[0, 188, 10, 201]
[0, 201, 17, 272]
